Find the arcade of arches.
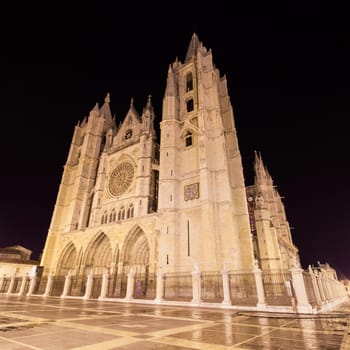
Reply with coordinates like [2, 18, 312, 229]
[54, 227, 152, 298]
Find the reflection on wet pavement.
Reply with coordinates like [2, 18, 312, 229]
[0, 295, 349, 349]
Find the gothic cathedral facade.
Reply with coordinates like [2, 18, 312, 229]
[40, 34, 299, 297]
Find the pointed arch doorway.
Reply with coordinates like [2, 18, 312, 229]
[84, 232, 112, 275]
[53, 243, 78, 296]
[120, 226, 155, 299]
[56, 242, 78, 276]
[78, 232, 113, 298]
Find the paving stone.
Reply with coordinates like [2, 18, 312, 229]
[0, 295, 348, 349]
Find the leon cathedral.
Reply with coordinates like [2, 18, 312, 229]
[40, 34, 300, 299]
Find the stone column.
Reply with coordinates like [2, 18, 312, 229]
[83, 272, 94, 300]
[290, 267, 313, 313]
[125, 268, 135, 301]
[98, 272, 109, 300]
[61, 271, 72, 298]
[154, 270, 164, 303]
[191, 263, 202, 305]
[27, 274, 37, 296]
[308, 266, 322, 306]
[253, 267, 266, 309]
[6, 273, 16, 295]
[221, 268, 232, 306]
[43, 273, 54, 297]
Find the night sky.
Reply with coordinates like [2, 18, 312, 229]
[0, 3, 349, 278]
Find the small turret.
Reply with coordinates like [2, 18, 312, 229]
[142, 95, 155, 137]
[254, 150, 267, 178]
[128, 97, 139, 118]
[99, 93, 114, 132]
[92, 102, 99, 112]
[254, 151, 273, 187]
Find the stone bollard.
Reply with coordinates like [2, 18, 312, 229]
[125, 268, 135, 301]
[6, 273, 16, 295]
[0, 275, 5, 292]
[308, 266, 322, 306]
[221, 268, 232, 306]
[98, 272, 109, 300]
[18, 274, 29, 296]
[83, 272, 94, 300]
[154, 270, 164, 303]
[290, 267, 313, 313]
[43, 273, 54, 297]
[61, 271, 72, 298]
[27, 274, 37, 296]
[191, 263, 202, 305]
[253, 267, 266, 309]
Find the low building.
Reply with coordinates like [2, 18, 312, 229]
[0, 245, 39, 277]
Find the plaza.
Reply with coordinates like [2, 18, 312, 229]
[0, 295, 349, 349]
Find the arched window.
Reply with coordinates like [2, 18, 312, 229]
[186, 72, 193, 92]
[186, 98, 194, 113]
[101, 211, 108, 224]
[109, 209, 116, 222]
[127, 204, 134, 219]
[185, 131, 193, 147]
[118, 206, 125, 221]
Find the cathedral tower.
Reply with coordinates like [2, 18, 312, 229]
[40, 94, 160, 280]
[158, 34, 255, 272]
[39, 34, 301, 301]
[40, 96, 111, 270]
[246, 152, 299, 271]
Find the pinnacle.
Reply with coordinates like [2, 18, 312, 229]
[185, 33, 201, 62]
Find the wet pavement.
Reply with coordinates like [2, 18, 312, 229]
[0, 295, 349, 349]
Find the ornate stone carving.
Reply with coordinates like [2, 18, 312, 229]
[108, 162, 134, 197]
[184, 183, 200, 201]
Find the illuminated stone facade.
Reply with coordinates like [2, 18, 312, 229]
[40, 34, 300, 297]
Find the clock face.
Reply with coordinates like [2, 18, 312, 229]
[124, 129, 133, 140]
[108, 162, 134, 197]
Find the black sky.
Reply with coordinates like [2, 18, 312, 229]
[0, 2, 349, 278]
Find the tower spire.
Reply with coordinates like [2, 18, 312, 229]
[92, 102, 99, 112]
[146, 94, 153, 111]
[254, 150, 274, 190]
[142, 94, 155, 136]
[254, 150, 267, 178]
[100, 93, 113, 125]
[185, 33, 201, 62]
[165, 65, 177, 96]
[127, 96, 139, 118]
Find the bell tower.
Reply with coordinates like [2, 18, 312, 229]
[40, 94, 113, 271]
[158, 34, 255, 272]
